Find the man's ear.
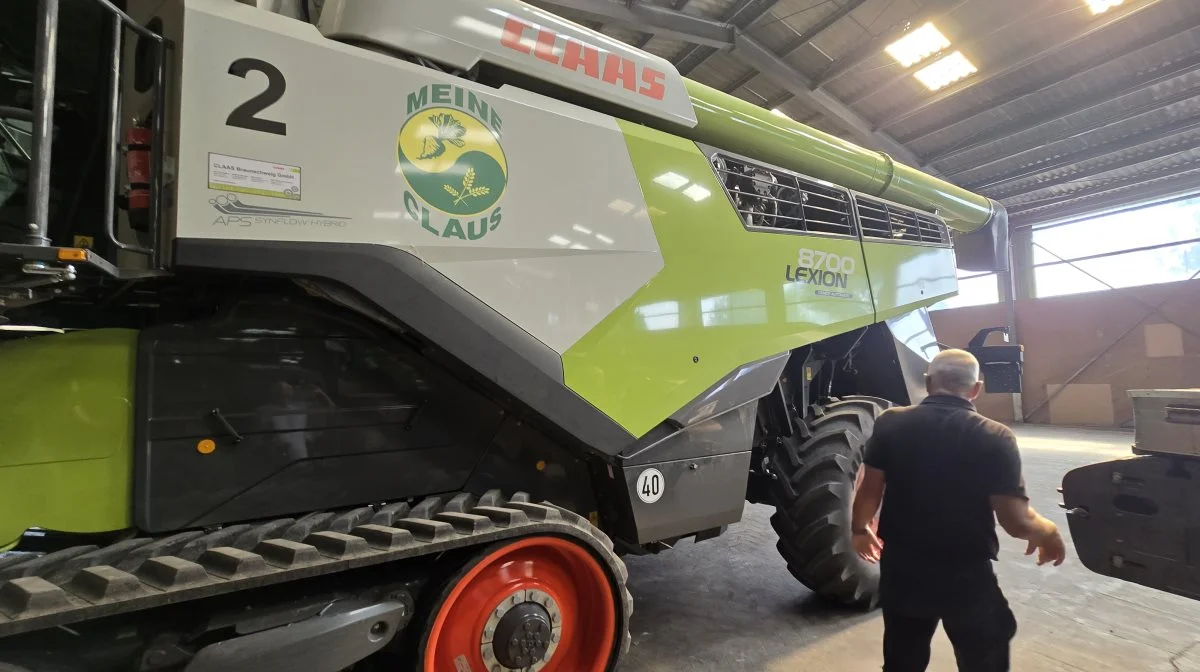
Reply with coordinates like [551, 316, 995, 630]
[968, 380, 984, 401]
[924, 374, 933, 394]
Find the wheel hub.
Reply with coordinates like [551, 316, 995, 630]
[481, 589, 562, 672]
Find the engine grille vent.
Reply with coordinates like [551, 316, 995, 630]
[855, 196, 950, 246]
[711, 154, 855, 236]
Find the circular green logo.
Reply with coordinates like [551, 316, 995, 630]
[396, 107, 508, 217]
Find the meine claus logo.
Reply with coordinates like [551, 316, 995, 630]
[397, 84, 507, 241]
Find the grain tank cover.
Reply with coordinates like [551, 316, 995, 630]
[318, 0, 698, 127]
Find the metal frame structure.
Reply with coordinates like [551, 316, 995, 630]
[23, 0, 172, 264]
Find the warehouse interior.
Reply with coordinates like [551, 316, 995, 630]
[1, 0, 1199, 670]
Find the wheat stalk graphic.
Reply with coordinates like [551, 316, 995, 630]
[443, 167, 491, 206]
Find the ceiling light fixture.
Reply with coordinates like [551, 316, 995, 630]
[884, 22, 951, 67]
[1085, 0, 1125, 14]
[913, 51, 978, 91]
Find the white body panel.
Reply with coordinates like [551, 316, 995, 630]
[175, 0, 664, 354]
[318, 0, 697, 127]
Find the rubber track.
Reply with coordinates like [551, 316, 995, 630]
[0, 490, 634, 661]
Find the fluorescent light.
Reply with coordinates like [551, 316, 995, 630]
[572, 224, 593, 234]
[885, 22, 951, 67]
[682, 184, 711, 202]
[913, 51, 978, 91]
[770, 108, 791, 119]
[548, 235, 570, 246]
[608, 199, 635, 214]
[1085, 0, 1124, 13]
[652, 172, 689, 190]
[595, 233, 614, 244]
[569, 243, 590, 250]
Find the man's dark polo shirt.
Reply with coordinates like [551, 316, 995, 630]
[863, 394, 1026, 613]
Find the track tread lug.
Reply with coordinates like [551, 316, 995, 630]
[136, 557, 210, 590]
[370, 502, 411, 527]
[0, 577, 70, 618]
[0, 546, 98, 581]
[509, 492, 532, 504]
[351, 525, 416, 551]
[433, 512, 493, 535]
[179, 525, 253, 561]
[470, 506, 528, 527]
[392, 519, 456, 543]
[45, 539, 155, 585]
[116, 531, 204, 571]
[282, 513, 336, 542]
[198, 548, 269, 579]
[255, 539, 322, 568]
[506, 502, 560, 522]
[406, 497, 444, 520]
[232, 519, 294, 551]
[65, 567, 145, 604]
[477, 489, 504, 508]
[443, 493, 478, 514]
[327, 508, 374, 534]
[305, 532, 371, 559]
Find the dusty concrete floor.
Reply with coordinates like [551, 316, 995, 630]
[620, 425, 1200, 671]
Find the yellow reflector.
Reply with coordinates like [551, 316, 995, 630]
[57, 248, 87, 262]
[197, 439, 217, 455]
[536, 460, 547, 472]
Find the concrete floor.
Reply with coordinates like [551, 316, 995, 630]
[620, 425, 1200, 671]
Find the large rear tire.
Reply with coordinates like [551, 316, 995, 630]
[766, 396, 892, 607]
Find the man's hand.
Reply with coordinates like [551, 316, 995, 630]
[853, 528, 883, 564]
[1025, 525, 1066, 567]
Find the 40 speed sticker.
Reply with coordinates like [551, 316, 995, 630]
[636, 468, 665, 504]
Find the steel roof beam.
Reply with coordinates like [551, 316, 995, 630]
[674, 0, 778, 76]
[722, 0, 868, 95]
[843, 1, 1047, 109]
[905, 19, 1200, 152]
[632, 0, 693, 48]
[876, 0, 1165, 131]
[922, 52, 1200, 167]
[986, 128, 1200, 199]
[810, 0, 968, 88]
[531, 0, 734, 47]
[731, 32, 926, 167]
[1006, 161, 1200, 217]
[1008, 170, 1200, 227]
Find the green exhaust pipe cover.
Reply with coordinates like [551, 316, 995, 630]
[679, 80, 998, 234]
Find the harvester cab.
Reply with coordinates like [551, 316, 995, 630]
[0, 1, 1020, 670]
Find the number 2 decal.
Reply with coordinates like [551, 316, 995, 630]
[226, 58, 287, 136]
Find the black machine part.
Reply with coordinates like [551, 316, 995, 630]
[966, 327, 1024, 394]
[1061, 454, 1200, 602]
[183, 601, 410, 672]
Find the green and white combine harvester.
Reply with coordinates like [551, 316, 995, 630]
[0, 0, 1022, 669]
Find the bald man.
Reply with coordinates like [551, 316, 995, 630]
[851, 349, 1065, 672]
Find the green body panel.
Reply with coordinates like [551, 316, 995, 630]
[677, 80, 994, 234]
[0, 329, 136, 547]
[863, 242, 959, 322]
[562, 121, 878, 437]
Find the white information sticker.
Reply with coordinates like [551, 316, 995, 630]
[636, 468, 665, 504]
[208, 152, 301, 201]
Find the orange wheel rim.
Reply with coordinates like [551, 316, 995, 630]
[423, 536, 617, 672]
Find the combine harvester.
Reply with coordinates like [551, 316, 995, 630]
[0, 0, 1019, 669]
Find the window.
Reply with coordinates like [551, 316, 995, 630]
[1033, 194, 1200, 298]
[929, 271, 1000, 311]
